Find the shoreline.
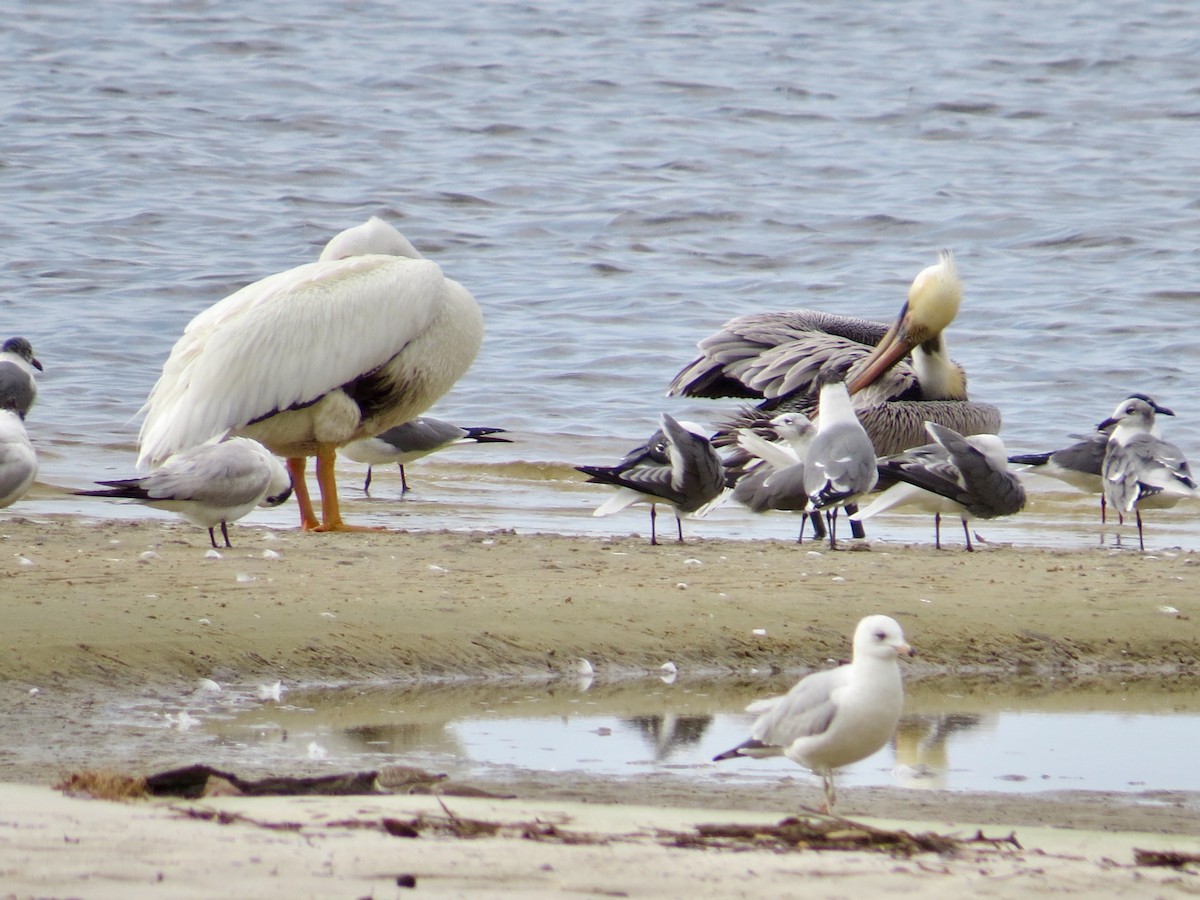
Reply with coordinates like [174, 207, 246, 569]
[3, 513, 1200, 895]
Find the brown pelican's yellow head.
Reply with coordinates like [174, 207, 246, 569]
[847, 251, 962, 395]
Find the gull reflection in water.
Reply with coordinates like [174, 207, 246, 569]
[891, 713, 985, 788]
[624, 714, 714, 761]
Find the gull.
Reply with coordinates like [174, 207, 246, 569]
[0, 409, 38, 509]
[731, 412, 826, 542]
[340, 416, 511, 494]
[1008, 393, 1174, 523]
[853, 422, 1026, 550]
[0, 337, 43, 420]
[1099, 397, 1199, 550]
[668, 252, 1000, 457]
[137, 217, 483, 532]
[713, 615, 913, 812]
[803, 376, 878, 549]
[576, 413, 724, 545]
[77, 438, 293, 548]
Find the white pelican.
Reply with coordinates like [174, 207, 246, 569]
[137, 218, 484, 531]
[1099, 397, 1199, 550]
[0, 337, 42, 420]
[667, 252, 1001, 456]
[1008, 393, 1174, 523]
[802, 377, 878, 549]
[340, 416, 510, 494]
[713, 615, 913, 812]
[0, 409, 37, 508]
[79, 438, 293, 547]
[853, 422, 1026, 551]
[576, 413, 724, 545]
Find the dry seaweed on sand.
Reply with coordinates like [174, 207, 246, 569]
[1134, 848, 1200, 868]
[666, 813, 1022, 857]
[54, 770, 149, 801]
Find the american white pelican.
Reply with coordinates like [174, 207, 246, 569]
[802, 377, 878, 549]
[339, 416, 510, 494]
[79, 437, 293, 547]
[854, 422, 1026, 551]
[1099, 397, 1199, 550]
[576, 413, 724, 545]
[667, 252, 1001, 456]
[0, 337, 42, 420]
[713, 615, 913, 812]
[137, 217, 484, 531]
[1008, 393, 1173, 523]
[0, 409, 37, 508]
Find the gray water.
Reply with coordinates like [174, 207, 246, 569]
[127, 674, 1200, 796]
[5, 0, 1200, 547]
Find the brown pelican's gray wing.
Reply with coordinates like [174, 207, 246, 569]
[854, 399, 1002, 458]
[667, 311, 893, 400]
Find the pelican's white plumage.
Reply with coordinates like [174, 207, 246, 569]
[137, 217, 483, 530]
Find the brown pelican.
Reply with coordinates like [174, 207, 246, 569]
[667, 252, 1001, 457]
[138, 217, 484, 532]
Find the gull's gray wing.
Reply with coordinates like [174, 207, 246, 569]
[750, 665, 848, 748]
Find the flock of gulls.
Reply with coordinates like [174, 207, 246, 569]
[2, 219, 1198, 807]
[0, 226, 1196, 553]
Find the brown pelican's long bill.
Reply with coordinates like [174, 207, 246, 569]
[845, 310, 913, 396]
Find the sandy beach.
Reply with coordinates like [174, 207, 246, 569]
[2, 514, 1199, 897]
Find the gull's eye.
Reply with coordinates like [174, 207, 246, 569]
[874, 630, 887, 641]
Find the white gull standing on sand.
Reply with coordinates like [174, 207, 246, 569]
[340, 416, 511, 494]
[576, 413, 724, 545]
[137, 217, 483, 532]
[78, 438, 293, 548]
[0, 409, 37, 509]
[803, 376, 878, 549]
[853, 422, 1026, 551]
[713, 615, 914, 812]
[1099, 396, 1199, 550]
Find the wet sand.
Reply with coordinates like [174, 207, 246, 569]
[2, 514, 1199, 896]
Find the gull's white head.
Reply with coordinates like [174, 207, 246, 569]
[319, 216, 423, 262]
[852, 615, 914, 662]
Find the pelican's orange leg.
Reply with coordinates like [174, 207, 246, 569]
[287, 457, 321, 530]
[312, 447, 384, 532]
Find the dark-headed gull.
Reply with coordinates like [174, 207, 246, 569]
[0, 337, 43, 420]
[340, 417, 510, 494]
[78, 438, 293, 548]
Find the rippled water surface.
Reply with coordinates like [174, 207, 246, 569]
[5, 0, 1200, 547]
